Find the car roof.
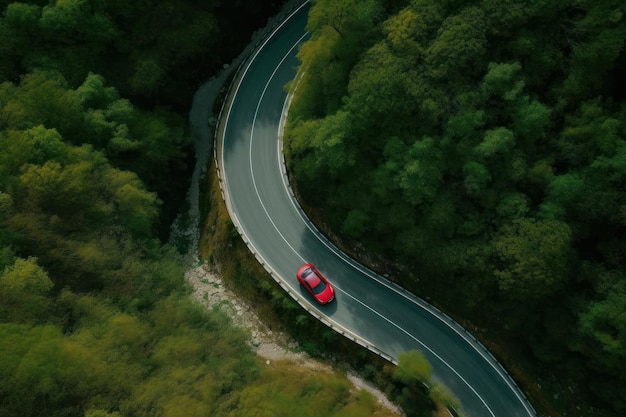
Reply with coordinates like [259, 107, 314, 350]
[304, 272, 321, 287]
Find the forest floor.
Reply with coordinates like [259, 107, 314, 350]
[185, 262, 404, 416]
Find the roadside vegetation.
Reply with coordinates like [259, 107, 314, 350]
[200, 151, 448, 417]
[284, 1, 626, 416]
[0, 1, 422, 416]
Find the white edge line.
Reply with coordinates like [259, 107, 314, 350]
[248, 32, 310, 266]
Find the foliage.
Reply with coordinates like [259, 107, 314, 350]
[0, 2, 409, 417]
[0, 69, 188, 230]
[0, 0, 285, 109]
[0, 0, 288, 234]
[0, 295, 260, 417]
[0, 257, 52, 323]
[222, 362, 395, 417]
[394, 350, 432, 384]
[285, 0, 626, 415]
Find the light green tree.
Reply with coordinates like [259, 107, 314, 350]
[475, 127, 514, 159]
[425, 7, 487, 81]
[578, 278, 626, 367]
[0, 258, 52, 323]
[492, 218, 572, 299]
[394, 350, 432, 384]
[481, 61, 525, 101]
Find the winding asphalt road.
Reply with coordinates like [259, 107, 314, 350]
[217, 2, 536, 416]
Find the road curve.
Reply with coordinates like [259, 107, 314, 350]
[216, 2, 536, 417]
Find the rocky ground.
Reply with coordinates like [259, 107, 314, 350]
[185, 262, 404, 416]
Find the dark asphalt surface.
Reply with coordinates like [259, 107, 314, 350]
[218, 3, 536, 416]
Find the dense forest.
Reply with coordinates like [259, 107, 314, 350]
[0, 1, 417, 416]
[284, 0, 626, 416]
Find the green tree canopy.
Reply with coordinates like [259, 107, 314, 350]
[492, 218, 572, 299]
[285, 0, 626, 413]
[0, 258, 52, 323]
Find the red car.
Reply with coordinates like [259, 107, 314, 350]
[296, 263, 335, 304]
